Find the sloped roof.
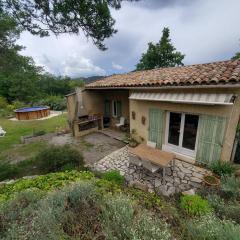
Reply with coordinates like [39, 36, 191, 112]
[86, 60, 240, 89]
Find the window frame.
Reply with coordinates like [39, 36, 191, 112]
[163, 111, 199, 158]
[112, 100, 118, 118]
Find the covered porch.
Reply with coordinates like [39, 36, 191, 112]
[67, 88, 130, 137]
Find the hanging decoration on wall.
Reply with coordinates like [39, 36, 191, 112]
[132, 111, 136, 120]
[141, 116, 146, 125]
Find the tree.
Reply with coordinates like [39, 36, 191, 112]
[232, 52, 240, 60]
[136, 27, 185, 70]
[0, 0, 137, 50]
[0, 13, 42, 102]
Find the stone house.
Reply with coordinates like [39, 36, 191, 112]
[66, 60, 240, 167]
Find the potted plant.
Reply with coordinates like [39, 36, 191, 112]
[128, 138, 138, 148]
[203, 174, 220, 186]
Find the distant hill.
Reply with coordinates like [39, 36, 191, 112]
[72, 76, 105, 84]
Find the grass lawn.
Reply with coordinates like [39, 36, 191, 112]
[0, 113, 68, 152]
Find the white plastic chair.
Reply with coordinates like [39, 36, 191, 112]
[115, 117, 125, 128]
[0, 127, 6, 137]
[147, 141, 156, 148]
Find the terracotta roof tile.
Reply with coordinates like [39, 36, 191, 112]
[86, 60, 240, 88]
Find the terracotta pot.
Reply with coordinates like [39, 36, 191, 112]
[203, 175, 220, 186]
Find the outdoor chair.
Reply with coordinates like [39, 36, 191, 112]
[115, 117, 125, 128]
[142, 159, 160, 173]
[142, 159, 161, 187]
[129, 153, 142, 167]
[147, 141, 156, 148]
[0, 127, 6, 137]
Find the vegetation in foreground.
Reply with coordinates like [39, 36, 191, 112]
[0, 169, 240, 240]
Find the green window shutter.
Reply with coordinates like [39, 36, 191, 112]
[148, 108, 165, 149]
[104, 100, 110, 116]
[117, 101, 122, 117]
[196, 115, 227, 165]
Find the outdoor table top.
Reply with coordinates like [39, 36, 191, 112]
[128, 144, 175, 167]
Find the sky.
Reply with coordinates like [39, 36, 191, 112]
[18, 0, 240, 78]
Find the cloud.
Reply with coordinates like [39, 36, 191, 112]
[62, 55, 106, 77]
[18, 0, 240, 77]
[112, 62, 123, 70]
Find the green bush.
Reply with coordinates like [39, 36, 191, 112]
[0, 171, 94, 202]
[0, 96, 8, 109]
[35, 145, 84, 173]
[207, 194, 240, 223]
[35, 95, 66, 110]
[180, 194, 212, 216]
[0, 162, 19, 181]
[33, 130, 46, 136]
[186, 213, 240, 240]
[0, 181, 172, 240]
[102, 195, 171, 240]
[102, 170, 125, 186]
[210, 161, 235, 177]
[220, 175, 240, 199]
[0, 181, 100, 239]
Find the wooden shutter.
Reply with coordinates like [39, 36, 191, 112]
[196, 115, 227, 165]
[104, 100, 110, 116]
[117, 101, 122, 117]
[148, 108, 165, 149]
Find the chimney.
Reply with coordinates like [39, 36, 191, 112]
[75, 88, 88, 117]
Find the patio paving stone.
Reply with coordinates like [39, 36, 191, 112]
[94, 146, 212, 196]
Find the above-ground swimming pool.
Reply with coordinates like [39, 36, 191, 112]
[14, 106, 50, 120]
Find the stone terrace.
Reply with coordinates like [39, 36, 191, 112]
[94, 146, 211, 196]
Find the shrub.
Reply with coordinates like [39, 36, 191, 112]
[102, 170, 125, 186]
[0, 181, 101, 239]
[207, 194, 240, 223]
[186, 213, 240, 240]
[180, 194, 212, 216]
[220, 175, 240, 199]
[0, 171, 94, 202]
[35, 145, 84, 173]
[210, 161, 235, 177]
[102, 195, 171, 240]
[0, 96, 8, 109]
[0, 162, 19, 181]
[11, 100, 27, 110]
[33, 130, 46, 136]
[35, 95, 66, 111]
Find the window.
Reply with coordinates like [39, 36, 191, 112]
[112, 100, 122, 117]
[112, 100, 117, 117]
[164, 112, 199, 157]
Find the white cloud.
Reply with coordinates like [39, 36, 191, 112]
[62, 55, 106, 77]
[112, 62, 123, 70]
[18, 0, 240, 77]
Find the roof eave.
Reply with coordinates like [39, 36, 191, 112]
[85, 83, 240, 90]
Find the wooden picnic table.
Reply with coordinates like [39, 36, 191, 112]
[128, 144, 176, 184]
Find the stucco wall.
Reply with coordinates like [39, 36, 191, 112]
[129, 87, 240, 163]
[83, 89, 130, 126]
[66, 93, 77, 122]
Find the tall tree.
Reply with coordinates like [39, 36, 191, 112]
[0, 13, 41, 102]
[136, 27, 185, 70]
[232, 52, 240, 60]
[0, 0, 137, 50]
